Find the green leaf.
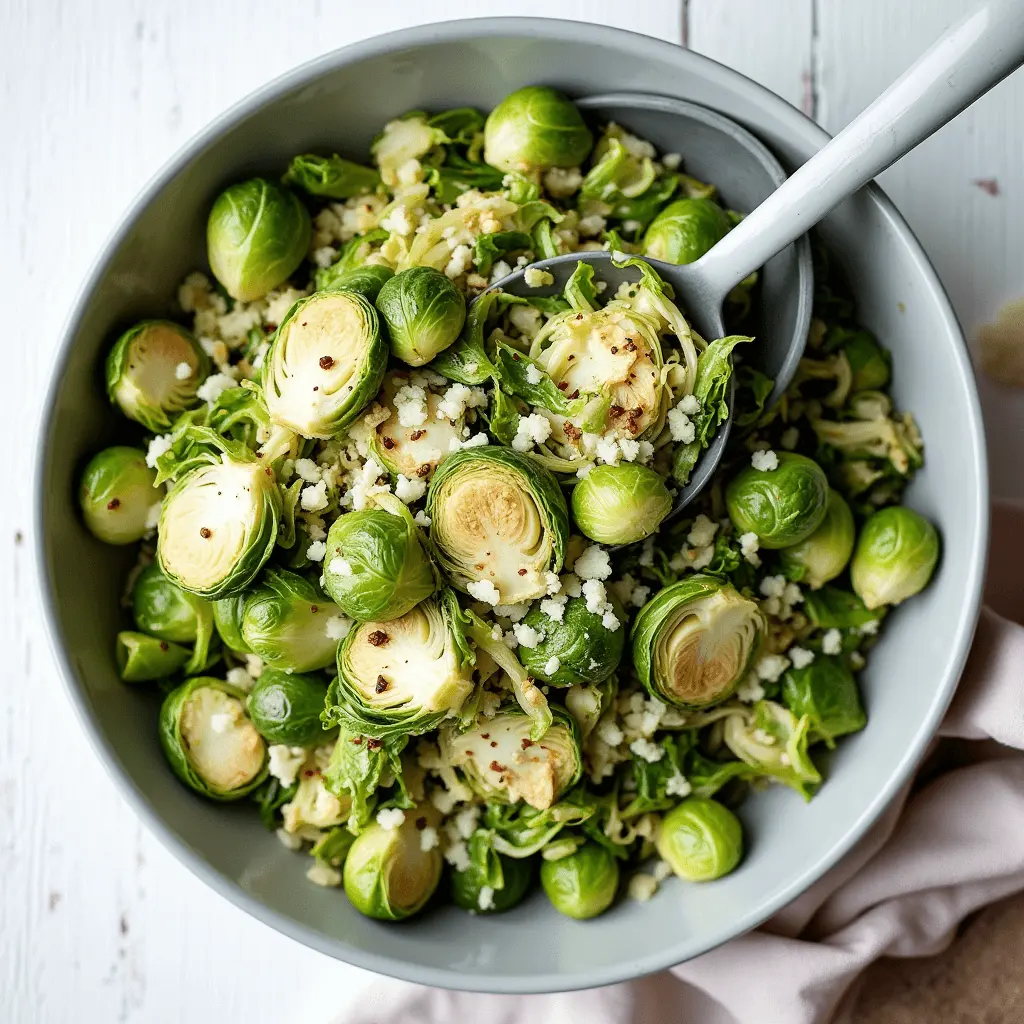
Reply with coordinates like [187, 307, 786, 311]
[494, 339, 582, 417]
[323, 725, 409, 834]
[283, 154, 380, 199]
[564, 261, 598, 312]
[734, 366, 775, 428]
[487, 387, 521, 446]
[473, 231, 533, 276]
[803, 586, 883, 629]
[251, 776, 298, 830]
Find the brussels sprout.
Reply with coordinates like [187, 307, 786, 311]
[116, 630, 190, 682]
[282, 153, 380, 199]
[322, 498, 437, 621]
[643, 198, 732, 265]
[240, 568, 342, 672]
[655, 797, 743, 882]
[778, 489, 855, 590]
[343, 805, 443, 920]
[631, 574, 765, 709]
[782, 656, 867, 748]
[517, 597, 624, 687]
[439, 705, 582, 811]
[830, 328, 891, 391]
[427, 447, 568, 604]
[802, 586, 882, 631]
[131, 563, 213, 643]
[540, 842, 619, 920]
[281, 746, 350, 834]
[320, 263, 393, 304]
[564, 676, 617, 738]
[725, 453, 830, 549]
[571, 463, 672, 545]
[212, 593, 250, 652]
[326, 593, 476, 740]
[371, 114, 446, 188]
[483, 86, 592, 174]
[106, 320, 209, 432]
[247, 669, 330, 746]
[159, 677, 267, 800]
[450, 831, 534, 914]
[206, 178, 311, 302]
[263, 290, 388, 439]
[850, 506, 940, 610]
[79, 446, 160, 545]
[579, 126, 656, 204]
[158, 451, 281, 598]
[375, 267, 466, 367]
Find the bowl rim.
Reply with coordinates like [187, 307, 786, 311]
[34, 15, 989, 995]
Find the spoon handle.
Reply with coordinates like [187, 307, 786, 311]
[695, 0, 1024, 299]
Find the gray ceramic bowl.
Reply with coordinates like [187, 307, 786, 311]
[37, 17, 987, 995]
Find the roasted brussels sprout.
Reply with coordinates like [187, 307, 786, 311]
[376, 267, 467, 367]
[778, 489, 855, 590]
[106, 320, 209, 431]
[439, 705, 582, 810]
[450, 832, 534, 914]
[320, 263, 394, 303]
[643, 198, 731, 265]
[427, 446, 568, 604]
[632, 574, 764, 709]
[212, 593, 250, 652]
[79, 446, 160, 545]
[322, 497, 437, 622]
[247, 669, 330, 746]
[132, 562, 213, 644]
[116, 630, 190, 683]
[571, 463, 672, 545]
[263, 290, 388, 439]
[725, 453, 830, 549]
[655, 797, 743, 881]
[343, 805, 443, 920]
[158, 677, 268, 800]
[782, 657, 867, 748]
[206, 178, 311, 302]
[517, 596, 624, 687]
[540, 842, 619, 920]
[850, 505, 940, 610]
[483, 86, 593, 174]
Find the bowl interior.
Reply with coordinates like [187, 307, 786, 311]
[38, 20, 986, 994]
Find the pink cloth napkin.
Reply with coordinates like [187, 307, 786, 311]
[339, 500, 1024, 1024]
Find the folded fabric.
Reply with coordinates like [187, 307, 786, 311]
[338, 501, 1022, 1024]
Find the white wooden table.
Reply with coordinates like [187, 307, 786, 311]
[3, 1, 1021, 1020]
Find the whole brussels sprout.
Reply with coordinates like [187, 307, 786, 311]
[212, 593, 250, 652]
[643, 198, 732, 265]
[322, 497, 437, 622]
[850, 505, 940, 610]
[631, 574, 764, 709]
[247, 669, 330, 747]
[320, 263, 394, 303]
[655, 797, 743, 882]
[116, 630, 190, 683]
[206, 178, 311, 302]
[484, 86, 593, 174]
[79, 446, 160, 545]
[263, 290, 388, 439]
[540, 842, 619, 920]
[451, 846, 534, 915]
[240, 568, 342, 673]
[571, 463, 672, 545]
[343, 805, 443, 920]
[517, 596, 624, 687]
[106, 320, 209, 432]
[782, 656, 866, 748]
[375, 267, 466, 367]
[131, 563, 213, 644]
[778, 489, 855, 590]
[159, 677, 268, 800]
[427, 446, 568, 605]
[725, 453, 830, 549]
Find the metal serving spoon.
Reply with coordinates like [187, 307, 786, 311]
[490, 0, 1024, 509]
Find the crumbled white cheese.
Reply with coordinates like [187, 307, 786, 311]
[662, 152, 683, 170]
[525, 362, 544, 385]
[667, 405, 696, 444]
[394, 384, 429, 427]
[437, 383, 487, 422]
[574, 545, 612, 581]
[395, 474, 427, 503]
[578, 214, 607, 237]
[760, 575, 787, 599]
[618, 438, 641, 462]
[544, 656, 561, 676]
[294, 458, 322, 483]
[448, 432, 489, 451]
[542, 166, 583, 197]
[523, 267, 554, 288]
[209, 711, 236, 734]
[677, 394, 700, 416]
[596, 437, 621, 466]
[145, 434, 173, 468]
[225, 666, 253, 690]
[414, 510, 432, 528]
[822, 628, 843, 656]
[174, 361, 193, 381]
[629, 738, 664, 763]
[495, 602, 531, 622]
[376, 808, 406, 831]
[628, 874, 659, 902]
[196, 372, 236, 405]
[144, 503, 162, 533]
[306, 861, 342, 888]
[512, 412, 552, 452]
[687, 514, 718, 548]
[444, 838, 471, 873]
[739, 531, 762, 567]
[478, 885, 496, 911]
[512, 622, 542, 649]
[324, 616, 353, 641]
[789, 646, 815, 670]
[268, 745, 307, 787]
[666, 773, 692, 797]
[442, 244, 473, 281]
[419, 826, 440, 852]
[275, 827, 303, 851]
[540, 595, 568, 622]
[305, 540, 327, 562]
[454, 805, 481, 840]
[582, 579, 608, 615]
[597, 720, 625, 747]
[327, 557, 352, 577]
[755, 653, 790, 683]
[736, 674, 765, 703]
[509, 306, 542, 340]
[300, 482, 329, 512]
[859, 619, 880, 637]
[490, 260, 512, 283]
[467, 580, 501, 606]
[751, 449, 779, 472]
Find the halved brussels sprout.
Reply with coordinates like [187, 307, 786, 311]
[484, 86, 592, 174]
[571, 463, 672, 545]
[518, 597, 624, 687]
[159, 677, 268, 800]
[212, 593, 250, 652]
[782, 657, 866, 748]
[655, 797, 743, 881]
[116, 631, 190, 682]
[247, 669, 330, 746]
[106, 320, 209, 431]
[850, 506, 940, 610]
[439, 704, 582, 811]
[426, 446, 568, 604]
[450, 831, 535, 914]
[326, 593, 475, 740]
[631, 574, 765, 709]
[79, 446, 160, 545]
[320, 263, 393, 303]
[322, 497, 437, 622]
[376, 267, 467, 367]
[206, 178, 311, 302]
[131, 562, 215, 674]
[778, 489, 855, 590]
[263, 290, 388, 440]
[240, 568, 341, 673]
[343, 804, 443, 921]
[725, 453, 830, 549]
[158, 451, 281, 598]
[540, 842, 619, 920]
[580, 125, 656, 204]
[643, 198, 731, 265]
[281, 746, 350, 834]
